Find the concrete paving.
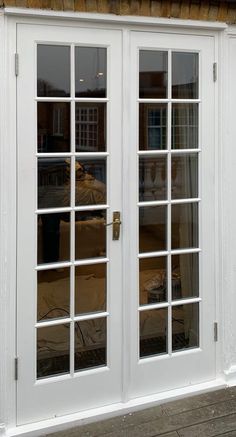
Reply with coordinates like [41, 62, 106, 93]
[47, 387, 236, 437]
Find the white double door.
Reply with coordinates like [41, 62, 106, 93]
[17, 23, 216, 425]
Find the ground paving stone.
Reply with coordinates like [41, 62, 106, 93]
[177, 412, 236, 436]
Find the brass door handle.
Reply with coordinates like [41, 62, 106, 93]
[104, 211, 121, 240]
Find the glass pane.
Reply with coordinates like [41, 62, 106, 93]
[75, 47, 107, 98]
[139, 257, 167, 305]
[75, 263, 106, 315]
[139, 104, 167, 150]
[171, 203, 198, 249]
[172, 303, 199, 351]
[75, 210, 106, 260]
[37, 324, 70, 378]
[139, 51, 168, 99]
[38, 158, 70, 209]
[171, 154, 198, 199]
[172, 253, 199, 300]
[172, 52, 198, 99]
[37, 268, 70, 321]
[172, 104, 198, 149]
[75, 317, 106, 371]
[139, 156, 167, 201]
[38, 212, 70, 264]
[76, 103, 106, 152]
[37, 45, 70, 97]
[140, 309, 167, 358]
[75, 158, 106, 206]
[38, 103, 70, 153]
[139, 206, 167, 253]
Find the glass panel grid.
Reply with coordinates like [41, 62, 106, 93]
[36, 43, 108, 379]
[138, 48, 200, 359]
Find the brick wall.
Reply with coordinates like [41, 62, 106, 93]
[1, 0, 236, 24]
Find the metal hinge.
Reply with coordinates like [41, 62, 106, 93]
[14, 357, 18, 380]
[214, 322, 218, 342]
[213, 62, 217, 82]
[15, 53, 19, 77]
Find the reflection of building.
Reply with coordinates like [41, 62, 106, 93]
[75, 103, 106, 152]
[38, 102, 70, 153]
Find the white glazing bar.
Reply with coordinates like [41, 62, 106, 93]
[36, 97, 72, 102]
[138, 251, 169, 259]
[70, 43, 76, 377]
[138, 200, 169, 207]
[36, 207, 73, 214]
[167, 49, 172, 356]
[36, 261, 72, 270]
[74, 98, 109, 103]
[74, 257, 109, 266]
[36, 318, 71, 328]
[170, 149, 201, 154]
[171, 297, 201, 307]
[137, 99, 201, 104]
[74, 204, 109, 211]
[75, 152, 109, 158]
[36, 153, 73, 158]
[171, 198, 201, 204]
[74, 311, 109, 322]
[171, 248, 201, 255]
[138, 303, 169, 312]
[138, 150, 168, 156]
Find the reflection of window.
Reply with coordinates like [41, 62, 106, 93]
[53, 107, 64, 136]
[76, 107, 98, 151]
[147, 108, 166, 150]
[172, 105, 198, 149]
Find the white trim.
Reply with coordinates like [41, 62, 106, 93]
[3, 8, 228, 31]
[4, 378, 226, 437]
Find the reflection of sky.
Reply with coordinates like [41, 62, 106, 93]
[37, 45, 70, 94]
[140, 50, 198, 86]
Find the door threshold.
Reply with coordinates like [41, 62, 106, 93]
[6, 378, 226, 437]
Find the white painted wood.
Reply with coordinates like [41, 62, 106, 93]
[17, 24, 123, 425]
[128, 31, 216, 399]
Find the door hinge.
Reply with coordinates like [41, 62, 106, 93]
[214, 322, 218, 342]
[213, 62, 217, 82]
[14, 357, 18, 380]
[15, 53, 19, 77]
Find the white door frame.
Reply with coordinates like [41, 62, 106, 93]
[0, 12, 224, 435]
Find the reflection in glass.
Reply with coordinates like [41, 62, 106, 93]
[38, 212, 70, 264]
[75, 210, 106, 260]
[171, 203, 198, 249]
[38, 102, 70, 153]
[139, 257, 167, 305]
[75, 47, 107, 98]
[139, 104, 167, 150]
[75, 263, 106, 315]
[140, 309, 167, 358]
[37, 324, 70, 378]
[139, 51, 168, 98]
[171, 154, 198, 199]
[172, 303, 199, 351]
[37, 268, 70, 321]
[139, 156, 167, 201]
[37, 45, 70, 97]
[38, 158, 70, 209]
[75, 317, 106, 371]
[172, 253, 199, 300]
[172, 52, 198, 99]
[139, 206, 167, 253]
[76, 103, 106, 152]
[172, 104, 198, 149]
[75, 158, 106, 206]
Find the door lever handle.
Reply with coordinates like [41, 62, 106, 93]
[104, 211, 121, 240]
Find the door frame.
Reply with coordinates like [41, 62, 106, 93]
[0, 12, 224, 434]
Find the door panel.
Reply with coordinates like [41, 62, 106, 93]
[128, 31, 216, 398]
[17, 24, 122, 425]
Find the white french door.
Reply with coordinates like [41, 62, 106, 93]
[17, 23, 216, 426]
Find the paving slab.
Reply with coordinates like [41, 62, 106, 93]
[177, 412, 236, 436]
